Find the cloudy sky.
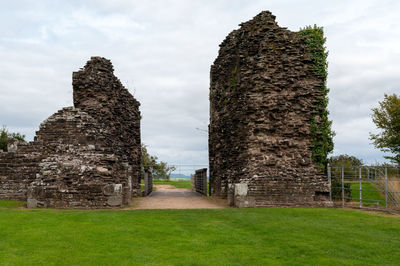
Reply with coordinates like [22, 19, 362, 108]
[1, 0, 399, 165]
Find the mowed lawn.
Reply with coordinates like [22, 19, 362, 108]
[153, 180, 210, 193]
[349, 182, 386, 206]
[153, 180, 192, 189]
[0, 201, 400, 265]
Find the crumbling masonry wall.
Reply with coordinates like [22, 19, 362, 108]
[72, 57, 141, 201]
[0, 141, 42, 200]
[209, 11, 330, 207]
[0, 57, 141, 208]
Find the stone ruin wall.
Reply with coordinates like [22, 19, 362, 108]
[0, 57, 141, 208]
[0, 140, 42, 200]
[209, 11, 330, 207]
[72, 57, 141, 193]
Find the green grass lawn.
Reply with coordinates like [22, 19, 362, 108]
[349, 182, 386, 206]
[153, 180, 191, 189]
[0, 200, 25, 208]
[1, 201, 400, 265]
[153, 180, 210, 193]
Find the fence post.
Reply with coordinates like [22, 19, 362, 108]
[359, 166, 362, 208]
[328, 164, 332, 202]
[203, 169, 207, 196]
[144, 170, 151, 196]
[385, 167, 388, 208]
[144, 171, 148, 196]
[342, 166, 345, 207]
[367, 167, 370, 182]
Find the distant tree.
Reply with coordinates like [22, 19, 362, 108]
[0, 127, 7, 152]
[329, 154, 363, 167]
[141, 144, 176, 180]
[0, 126, 26, 152]
[329, 154, 363, 179]
[141, 144, 158, 171]
[328, 154, 360, 201]
[329, 154, 363, 182]
[370, 93, 400, 165]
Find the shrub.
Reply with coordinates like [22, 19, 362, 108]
[0, 126, 26, 152]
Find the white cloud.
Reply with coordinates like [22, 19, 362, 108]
[0, 0, 399, 166]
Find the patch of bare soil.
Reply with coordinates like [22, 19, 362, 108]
[341, 207, 400, 217]
[129, 185, 229, 209]
[154, 184, 179, 191]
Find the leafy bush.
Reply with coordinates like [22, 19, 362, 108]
[331, 179, 352, 202]
[0, 126, 25, 152]
[329, 154, 363, 167]
[141, 144, 176, 180]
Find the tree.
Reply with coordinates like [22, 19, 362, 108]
[0, 128, 7, 152]
[329, 154, 363, 179]
[370, 93, 400, 165]
[328, 154, 360, 201]
[0, 126, 26, 152]
[329, 154, 363, 167]
[141, 144, 176, 180]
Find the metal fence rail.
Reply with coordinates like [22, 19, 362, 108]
[143, 170, 153, 196]
[328, 165, 400, 211]
[194, 168, 207, 196]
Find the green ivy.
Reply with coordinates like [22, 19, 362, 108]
[299, 25, 334, 171]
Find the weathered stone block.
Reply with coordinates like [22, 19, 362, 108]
[107, 195, 123, 207]
[234, 183, 248, 197]
[233, 183, 256, 208]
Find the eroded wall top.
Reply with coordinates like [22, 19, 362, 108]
[72, 57, 141, 179]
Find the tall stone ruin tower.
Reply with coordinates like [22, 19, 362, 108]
[209, 11, 331, 207]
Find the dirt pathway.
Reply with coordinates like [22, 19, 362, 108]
[130, 185, 229, 209]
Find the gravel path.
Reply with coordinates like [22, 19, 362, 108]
[131, 185, 228, 209]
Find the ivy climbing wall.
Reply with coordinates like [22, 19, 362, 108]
[208, 11, 332, 207]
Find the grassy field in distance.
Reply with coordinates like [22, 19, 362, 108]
[349, 182, 386, 206]
[153, 180, 191, 189]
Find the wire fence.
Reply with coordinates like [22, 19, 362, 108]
[329, 165, 400, 211]
[141, 163, 400, 210]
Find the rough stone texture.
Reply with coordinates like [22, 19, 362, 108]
[28, 107, 129, 208]
[0, 57, 141, 208]
[0, 141, 42, 200]
[208, 11, 330, 207]
[72, 57, 141, 191]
